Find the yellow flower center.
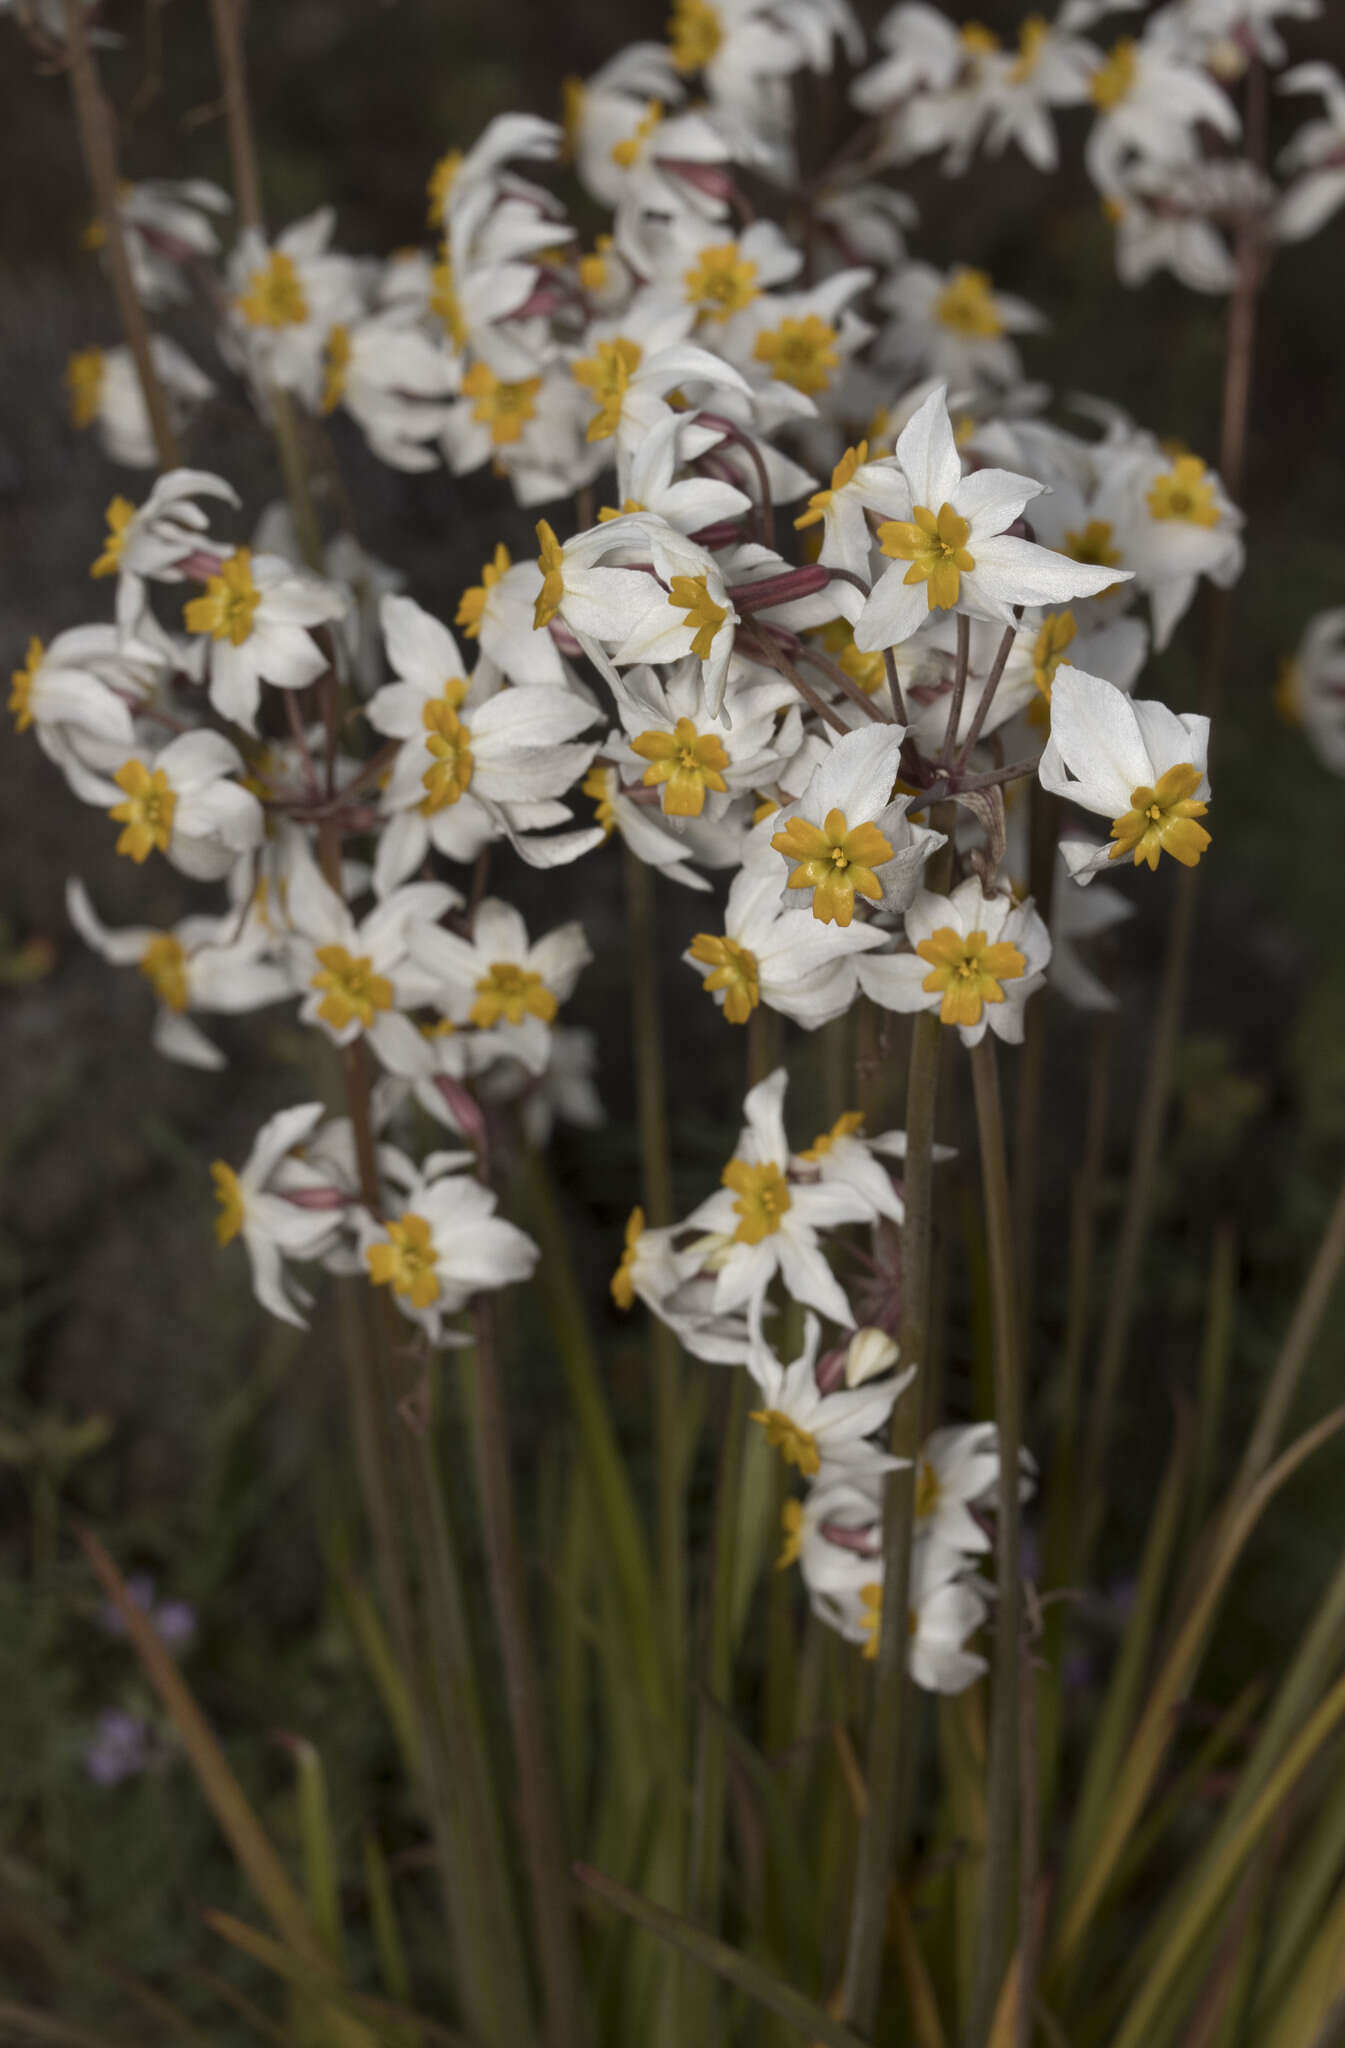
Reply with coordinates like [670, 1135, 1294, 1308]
[777, 1498, 805, 1569]
[610, 98, 663, 170]
[429, 254, 467, 348]
[915, 925, 1027, 1028]
[456, 543, 511, 639]
[813, 617, 886, 694]
[859, 1581, 884, 1658]
[533, 520, 566, 630]
[572, 336, 643, 441]
[109, 761, 176, 864]
[961, 22, 1000, 57]
[795, 443, 868, 531]
[689, 933, 760, 1023]
[934, 267, 1004, 340]
[1027, 609, 1077, 726]
[471, 962, 558, 1030]
[236, 250, 309, 329]
[1147, 455, 1219, 528]
[915, 1458, 941, 1520]
[367, 1211, 441, 1310]
[1108, 763, 1210, 871]
[667, 575, 728, 661]
[421, 698, 475, 811]
[183, 547, 262, 646]
[772, 808, 894, 928]
[321, 325, 352, 413]
[66, 347, 105, 429]
[722, 1157, 792, 1244]
[583, 762, 618, 836]
[91, 496, 137, 579]
[684, 241, 758, 321]
[631, 716, 729, 816]
[669, 0, 722, 70]
[139, 933, 188, 1012]
[1273, 655, 1302, 729]
[611, 1206, 644, 1309]
[797, 1110, 865, 1162]
[579, 234, 613, 294]
[211, 1161, 245, 1248]
[462, 361, 542, 448]
[426, 149, 463, 224]
[750, 1407, 821, 1477]
[1062, 518, 1122, 571]
[1010, 14, 1049, 82]
[753, 314, 840, 397]
[310, 946, 394, 1031]
[1091, 37, 1137, 111]
[878, 503, 976, 612]
[9, 637, 42, 732]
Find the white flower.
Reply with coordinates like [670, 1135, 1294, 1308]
[66, 879, 289, 1069]
[683, 1066, 878, 1326]
[90, 469, 240, 640]
[792, 1111, 910, 1226]
[577, 761, 714, 890]
[854, 387, 1131, 653]
[367, 595, 602, 893]
[225, 208, 363, 404]
[92, 730, 263, 882]
[906, 1546, 990, 1694]
[746, 1309, 913, 1479]
[1091, 438, 1241, 650]
[181, 546, 348, 733]
[409, 897, 591, 1077]
[1279, 606, 1345, 776]
[210, 1103, 348, 1328]
[606, 411, 752, 536]
[568, 299, 751, 461]
[1039, 664, 1212, 884]
[321, 310, 457, 472]
[64, 338, 214, 469]
[359, 1155, 537, 1342]
[876, 262, 1045, 391]
[456, 542, 567, 687]
[857, 877, 1052, 1046]
[608, 657, 798, 819]
[768, 724, 943, 927]
[791, 440, 910, 580]
[1084, 33, 1239, 195]
[100, 178, 230, 309]
[1276, 63, 1345, 242]
[8, 624, 148, 803]
[607, 525, 741, 716]
[686, 852, 888, 1029]
[913, 1422, 1000, 1575]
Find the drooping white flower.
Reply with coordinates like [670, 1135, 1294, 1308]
[210, 1102, 348, 1328]
[89, 469, 239, 640]
[94, 178, 230, 309]
[1039, 664, 1212, 883]
[180, 546, 348, 733]
[320, 309, 457, 472]
[854, 387, 1131, 654]
[8, 625, 150, 803]
[857, 877, 1052, 1045]
[876, 261, 1045, 391]
[64, 338, 214, 468]
[1278, 606, 1345, 776]
[913, 1422, 1001, 1577]
[685, 852, 888, 1029]
[224, 208, 363, 404]
[746, 1309, 913, 1479]
[1276, 62, 1345, 242]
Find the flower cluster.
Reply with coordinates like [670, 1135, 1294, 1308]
[20, 0, 1340, 1677]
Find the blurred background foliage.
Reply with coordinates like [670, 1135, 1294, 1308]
[1, 0, 1343, 2034]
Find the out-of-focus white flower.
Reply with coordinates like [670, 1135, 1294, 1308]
[1278, 607, 1345, 775]
[8, 624, 153, 802]
[686, 852, 888, 1029]
[93, 730, 263, 882]
[1040, 664, 1212, 883]
[321, 310, 457, 471]
[66, 880, 289, 1070]
[858, 876, 1052, 1045]
[90, 178, 230, 308]
[225, 209, 363, 404]
[913, 1422, 1000, 1576]
[90, 469, 239, 640]
[456, 541, 568, 687]
[64, 338, 214, 468]
[792, 1111, 910, 1226]
[211, 1102, 347, 1328]
[1276, 62, 1345, 242]
[876, 262, 1044, 391]
[410, 896, 591, 1077]
[359, 1153, 537, 1341]
[1084, 33, 1240, 195]
[181, 546, 348, 733]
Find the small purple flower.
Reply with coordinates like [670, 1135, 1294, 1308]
[84, 1708, 152, 1786]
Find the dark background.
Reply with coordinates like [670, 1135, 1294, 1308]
[1, 0, 1344, 1998]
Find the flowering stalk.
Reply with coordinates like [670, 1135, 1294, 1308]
[62, 0, 180, 467]
[206, 0, 265, 233]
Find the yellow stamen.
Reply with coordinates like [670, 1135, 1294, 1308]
[667, 575, 728, 661]
[610, 98, 663, 170]
[321, 325, 351, 413]
[139, 933, 188, 1012]
[934, 267, 1004, 340]
[776, 1498, 804, 1569]
[183, 547, 261, 646]
[421, 700, 474, 811]
[859, 1581, 883, 1658]
[65, 347, 105, 430]
[1009, 14, 1049, 82]
[914, 1458, 941, 1519]
[684, 241, 758, 321]
[582, 763, 618, 836]
[1146, 454, 1220, 528]
[915, 924, 1027, 1028]
[235, 250, 309, 329]
[309, 945, 393, 1031]
[795, 443, 868, 530]
[631, 716, 729, 815]
[750, 1407, 820, 1476]
[9, 637, 43, 732]
[1108, 762, 1210, 871]
[771, 808, 894, 927]
[462, 360, 542, 448]
[1091, 37, 1137, 111]
[798, 1111, 865, 1162]
[689, 933, 760, 1023]
[456, 543, 511, 639]
[753, 314, 839, 397]
[471, 962, 557, 1030]
[91, 496, 137, 579]
[878, 503, 976, 612]
[669, 0, 722, 71]
[611, 1206, 644, 1309]
[426, 149, 463, 225]
[571, 336, 643, 441]
[1028, 610, 1076, 725]
[429, 253, 467, 348]
[108, 761, 176, 864]
[211, 1161, 245, 1248]
[721, 1158, 792, 1244]
[533, 520, 565, 630]
[367, 1211, 441, 1310]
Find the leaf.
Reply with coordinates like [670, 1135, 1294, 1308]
[575, 1861, 874, 2048]
[278, 1735, 346, 1969]
[206, 1911, 473, 2047]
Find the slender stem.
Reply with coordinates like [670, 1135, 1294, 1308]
[206, 0, 265, 231]
[942, 616, 971, 764]
[270, 385, 326, 571]
[954, 625, 1018, 774]
[842, 1008, 943, 2032]
[624, 849, 686, 1733]
[797, 643, 889, 724]
[467, 1298, 587, 2048]
[1016, 1643, 1040, 2048]
[63, 0, 180, 468]
[883, 646, 907, 727]
[966, 1035, 1023, 2048]
[743, 628, 849, 734]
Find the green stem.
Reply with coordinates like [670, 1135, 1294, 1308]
[688, 1367, 751, 1933]
[205, 0, 265, 231]
[841, 1009, 942, 2034]
[270, 385, 326, 571]
[965, 1035, 1023, 2048]
[467, 1298, 588, 2048]
[624, 848, 686, 1724]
